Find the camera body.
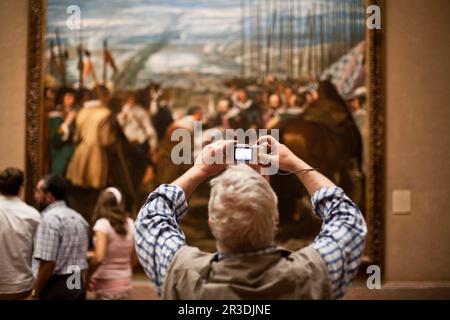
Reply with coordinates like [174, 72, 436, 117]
[234, 144, 264, 163]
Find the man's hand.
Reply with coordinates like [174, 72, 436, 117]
[256, 135, 303, 172]
[194, 140, 235, 178]
[173, 140, 235, 198]
[29, 260, 56, 301]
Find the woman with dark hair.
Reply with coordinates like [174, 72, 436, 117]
[88, 187, 138, 300]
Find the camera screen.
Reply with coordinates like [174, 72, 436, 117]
[235, 147, 252, 161]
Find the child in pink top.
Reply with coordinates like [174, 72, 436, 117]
[89, 187, 138, 300]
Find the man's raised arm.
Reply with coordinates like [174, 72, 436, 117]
[257, 135, 367, 299]
[134, 140, 232, 296]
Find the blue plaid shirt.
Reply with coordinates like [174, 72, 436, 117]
[33, 201, 89, 276]
[135, 184, 367, 299]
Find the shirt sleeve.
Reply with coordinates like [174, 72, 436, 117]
[310, 186, 368, 299]
[33, 217, 61, 262]
[134, 184, 188, 296]
[93, 218, 111, 234]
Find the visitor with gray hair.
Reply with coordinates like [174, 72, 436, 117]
[135, 137, 367, 299]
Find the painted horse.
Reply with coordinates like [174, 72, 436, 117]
[272, 80, 364, 223]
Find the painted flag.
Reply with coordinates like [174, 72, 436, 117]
[321, 41, 365, 98]
[104, 49, 118, 74]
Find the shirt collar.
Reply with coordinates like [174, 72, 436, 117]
[0, 194, 22, 203]
[42, 200, 67, 214]
[215, 245, 278, 262]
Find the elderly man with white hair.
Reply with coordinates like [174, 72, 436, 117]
[135, 136, 367, 299]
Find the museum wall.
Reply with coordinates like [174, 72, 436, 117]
[0, 0, 28, 171]
[384, 0, 450, 283]
[0, 0, 449, 283]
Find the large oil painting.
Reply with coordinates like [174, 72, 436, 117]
[26, 0, 384, 263]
